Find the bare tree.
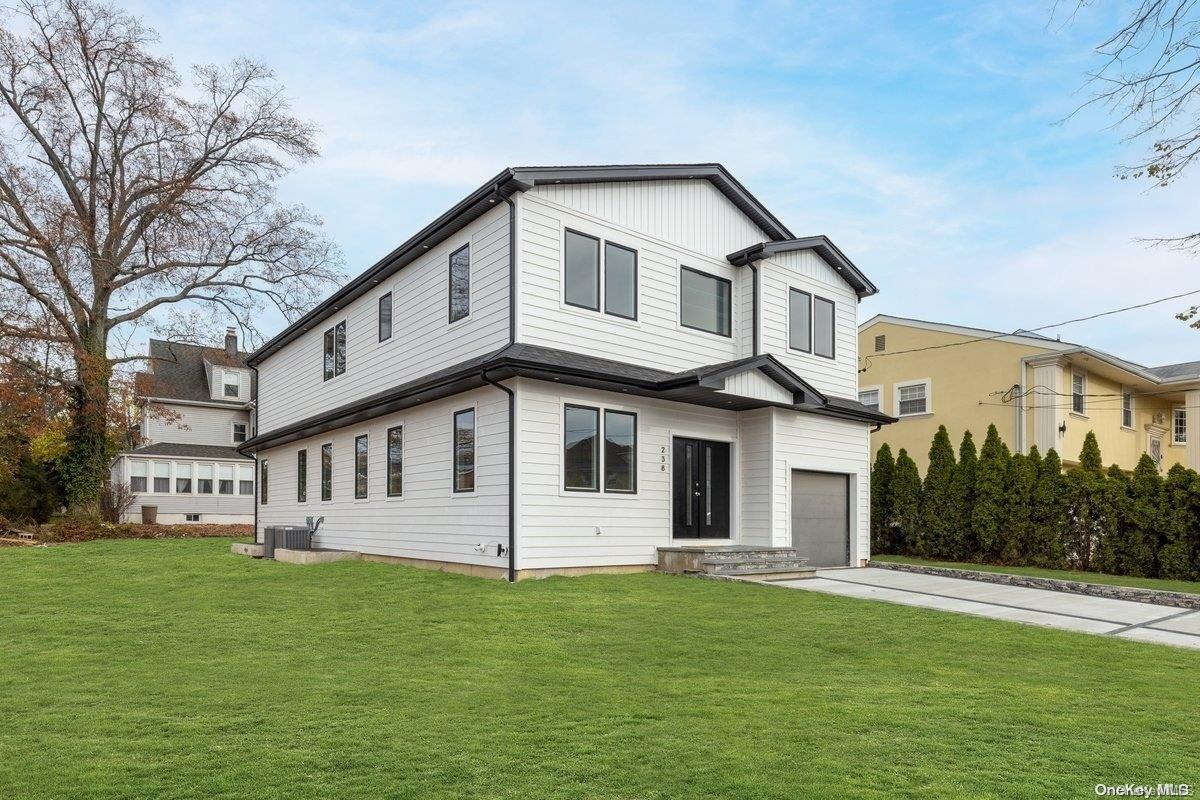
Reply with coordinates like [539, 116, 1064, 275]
[0, 0, 342, 508]
[1072, 1, 1200, 326]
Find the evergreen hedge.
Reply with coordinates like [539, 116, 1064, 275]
[871, 428, 1200, 581]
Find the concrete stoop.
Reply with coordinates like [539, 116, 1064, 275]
[230, 541, 264, 557]
[658, 545, 817, 581]
[229, 541, 359, 565]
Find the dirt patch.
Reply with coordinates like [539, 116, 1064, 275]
[1, 519, 252, 545]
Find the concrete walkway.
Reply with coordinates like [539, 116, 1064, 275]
[775, 567, 1200, 649]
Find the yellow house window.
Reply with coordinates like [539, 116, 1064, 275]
[1174, 408, 1187, 445]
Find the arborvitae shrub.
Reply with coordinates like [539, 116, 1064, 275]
[1001, 453, 1037, 564]
[891, 449, 922, 556]
[918, 426, 957, 559]
[1062, 433, 1111, 571]
[1028, 448, 1067, 568]
[1097, 464, 1131, 575]
[952, 430, 978, 560]
[971, 424, 1009, 562]
[1159, 465, 1200, 580]
[870, 444, 896, 555]
[1122, 455, 1162, 578]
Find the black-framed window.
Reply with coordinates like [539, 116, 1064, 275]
[387, 425, 403, 497]
[379, 293, 393, 341]
[260, 459, 268, 504]
[354, 434, 368, 499]
[297, 449, 307, 503]
[449, 244, 470, 322]
[232, 422, 247, 443]
[789, 288, 812, 352]
[564, 229, 600, 311]
[813, 296, 835, 359]
[323, 320, 346, 380]
[679, 266, 731, 337]
[604, 242, 637, 320]
[564, 404, 600, 491]
[321, 443, 333, 501]
[453, 408, 475, 492]
[603, 410, 637, 493]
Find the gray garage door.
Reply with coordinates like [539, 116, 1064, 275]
[790, 470, 851, 568]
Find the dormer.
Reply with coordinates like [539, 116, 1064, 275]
[211, 364, 247, 401]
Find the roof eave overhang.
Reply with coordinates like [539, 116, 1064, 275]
[727, 236, 878, 298]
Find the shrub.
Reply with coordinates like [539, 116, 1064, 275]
[1000, 453, 1037, 564]
[0, 453, 63, 524]
[971, 425, 1009, 562]
[1062, 433, 1111, 571]
[1027, 448, 1067, 568]
[1159, 465, 1200, 580]
[952, 431, 978, 560]
[891, 448, 922, 556]
[870, 444, 896, 555]
[99, 482, 136, 524]
[918, 426, 957, 559]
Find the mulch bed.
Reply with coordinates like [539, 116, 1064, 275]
[0, 520, 252, 545]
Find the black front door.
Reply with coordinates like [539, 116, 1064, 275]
[672, 437, 731, 539]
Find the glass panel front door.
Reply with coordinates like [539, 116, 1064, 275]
[671, 437, 730, 539]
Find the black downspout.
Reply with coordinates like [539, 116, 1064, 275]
[249, 363, 260, 545]
[747, 262, 759, 356]
[482, 367, 515, 583]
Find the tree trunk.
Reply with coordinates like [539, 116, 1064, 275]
[62, 332, 111, 512]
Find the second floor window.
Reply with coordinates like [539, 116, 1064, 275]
[897, 382, 928, 416]
[679, 266, 731, 337]
[1174, 408, 1187, 445]
[789, 289, 811, 352]
[1072, 373, 1086, 415]
[223, 371, 240, 397]
[355, 434, 369, 499]
[813, 296, 835, 359]
[379, 292, 392, 341]
[449, 244, 470, 322]
[858, 388, 880, 411]
[1122, 391, 1133, 428]
[563, 230, 638, 320]
[232, 422, 247, 443]
[323, 321, 346, 380]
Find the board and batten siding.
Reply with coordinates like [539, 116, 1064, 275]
[769, 407, 871, 561]
[515, 185, 763, 372]
[758, 249, 860, 398]
[256, 387, 509, 568]
[256, 204, 511, 434]
[516, 379, 747, 570]
[143, 402, 251, 447]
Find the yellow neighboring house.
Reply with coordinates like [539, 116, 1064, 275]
[857, 315, 1200, 474]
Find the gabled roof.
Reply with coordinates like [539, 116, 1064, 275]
[1148, 360, 1200, 381]
[139, 339, 254, 406]
[726, 236, 878, 298]
[248, 164, 859, 366]
[239, 344, 893, 453]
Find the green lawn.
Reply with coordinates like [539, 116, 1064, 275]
[872, 554, 1200, 595]
[1, 540, 1196, 800]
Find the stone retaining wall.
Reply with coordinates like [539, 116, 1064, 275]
[869, 561, 1200, 610]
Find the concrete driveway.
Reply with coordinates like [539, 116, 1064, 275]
[775, 568, 1200, 649]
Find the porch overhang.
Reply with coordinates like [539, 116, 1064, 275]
[238, 344, 894, 454]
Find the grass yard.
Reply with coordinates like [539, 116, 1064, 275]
[872, 554, 1200, 596]
[1, 540, 1196, 799]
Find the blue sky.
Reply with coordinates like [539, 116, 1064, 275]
[129, 0, 1199, 365]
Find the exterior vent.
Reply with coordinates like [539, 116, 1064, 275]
[874, 334, 886, 352]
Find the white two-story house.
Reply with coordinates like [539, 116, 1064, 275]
[242, 165, 892, 579]
[111, 329, 256, 524]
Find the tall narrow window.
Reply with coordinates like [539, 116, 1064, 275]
[1174, 408, 1187, 445]
[321, 443, 333, 501]
[260, 460, 268, 504]
[334, 321, 346, 375]
[197, 464, 214, 494]
[238, 466, 254, 495]
[387, 426, 403, 497]
[297, 449, 307, 502]
[604, 242, 637, 319]
[129, 460, 147, 493]
[379, 293, 393, 341]
[679, 266, 731, 337]
[175, 462, 193, 494]
[1072, 373, 1086, 415]
[355, 434, 369, 499]
[564, 230, 600, 311]
[813, 296, 835, 359]
[603, 410, 637, 493]
[449, 244, 470, 322]
[153, 462, 169, 493]
[789, 288, 812, 352]
[564, 405, 600, 491]
[1122, 391, 1133, 428]
[453, 409, 475, 492]
[323, 328, 335, 381]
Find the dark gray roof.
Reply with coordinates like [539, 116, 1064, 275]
[240, 344, 894, 453]
[1148, 360, 1200, 381]
[140, 339, 253, 405]
[248, 164, 822, 366]
[127, 443, 251, 460]
[726, 236, 878, 297]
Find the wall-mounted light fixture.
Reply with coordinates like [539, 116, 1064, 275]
[1058, 421, 1067, 436]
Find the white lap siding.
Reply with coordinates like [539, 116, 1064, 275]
[515, 379, 744, 570]
[116, 456, 254, 523]
[255, 204, 511, 434]
[143, 403, 250, 447]
[769, 408, 871, 562]
[255, 387, 509, 568]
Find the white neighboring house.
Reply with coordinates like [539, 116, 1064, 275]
[243, 165, 893, 578]
[111, 329, 256, 524]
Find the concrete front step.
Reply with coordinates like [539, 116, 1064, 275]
[710, 567, 818, 580]
[705, 558, 811, 573]
[700, 548, 802, 562]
